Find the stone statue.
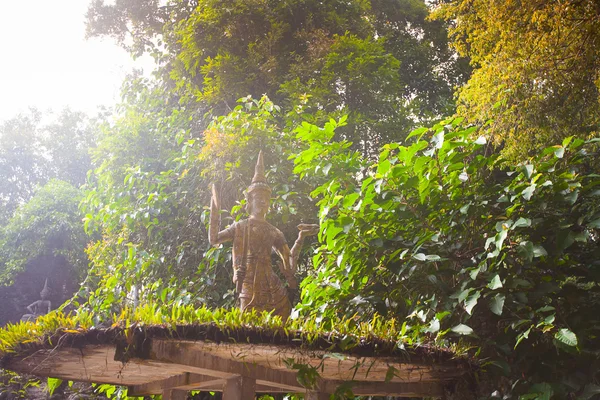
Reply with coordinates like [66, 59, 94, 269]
[21, 279, 52, 322]
[209, 151, 318, 319]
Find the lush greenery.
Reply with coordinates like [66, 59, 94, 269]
[0, 180, 88, 285]
[1, 0, 600, 399]
[433, 0, 600, 159]
[0, 304, 435, 355]
[86, 0, 469, 157]
[293, 117, 600, 398]
[79, 94, 321, 318]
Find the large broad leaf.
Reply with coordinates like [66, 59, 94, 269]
[522, 184, 536, 200]
[451, 324, 474, 335]
[407, 126, 428, 140]
[533, 245, 548, 257]
[520, 383, 553, 400]
[424, 318, 440, 334]
[580, 384, 600, 400]
[512, 217, 531, 229]
[488, 274, 503, 290]
[588, 218, 600, 229]
[464, 290, 481, 315]
[554, 328, 578, 347]
[489, 293, 505, 316]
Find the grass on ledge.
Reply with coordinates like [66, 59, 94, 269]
[0, 303, 473, 366]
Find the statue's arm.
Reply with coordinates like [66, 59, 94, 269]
[26, 302, 36, 313]
[274, 236, 297, 288]
[47, 301, 52, 314]
[208, 184, 234, 245]
[290, 224, 319, 270]
[290, 232, 306, 271]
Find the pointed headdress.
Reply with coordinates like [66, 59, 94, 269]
[40, 278, 50, 299]
[246, 151, 271, 196]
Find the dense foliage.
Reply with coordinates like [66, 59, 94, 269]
[77, 95, 600, 397]
[433, 0, 600, 159]
[0, 180, 88, 284]
[2, 0, 600, 398]
[86, 0, 469, 157]
[80, 94, 320, 318]
[293, 118, 600, 398]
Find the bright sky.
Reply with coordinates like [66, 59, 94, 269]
[0, 0, 153, 122]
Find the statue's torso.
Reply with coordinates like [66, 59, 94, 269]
[227, 219, 290, 316]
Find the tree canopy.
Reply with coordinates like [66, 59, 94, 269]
[433, 0, 600, 158]
[86, 0, 470, 157]
[0, 109, 96, 223]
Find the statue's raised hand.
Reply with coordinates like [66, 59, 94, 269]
[211, 184, 220, 211]
[297, 223, 319, 239]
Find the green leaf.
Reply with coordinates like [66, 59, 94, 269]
[495, 229, 508, 250]
[564, 189, 579, 205]
[342, 192, 360, 208]
[554, 328, 578, 347]
[464, 290, 481, 315]
[554, 146, 565, 158]
[587, 218, 600, 229]
[451, 324, 474, 335]
[515, 326, 532, 349]
[407, 126, 428, 140]
[385, 366, 398, 383]
[377, 159, 391, 175]
[536, 305, 555, 313]
[520, 383, 553, 400]
[557, 230, 575, 251]
[489, 293, 505, 316]
[518, 241, 535, 262]
[532, 245, 548, 257]
[488, 274, 503, 290]
[522, 184, 536, 200]
[580, 384, 600, 400]
[512, 217, 531, 229]
[469, 264, 482, 280]
[457, 288, 472, 302]
[412, 253, 427, 261]
[47, 378, 63, 396]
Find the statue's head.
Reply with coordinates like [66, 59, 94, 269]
[40, 279, 50, 300]
[245, 151, 272, 217]
[247, 188, 271, 217]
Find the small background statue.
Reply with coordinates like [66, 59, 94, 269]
[209, 151, 318, 319]
[21, 279, 52, 322]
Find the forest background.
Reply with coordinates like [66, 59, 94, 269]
[0, 0, 599, 399]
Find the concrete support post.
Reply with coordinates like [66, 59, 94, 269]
[223, 375, 256, 400]
[161, 389, 188, 400]
[306, 391, 329, 400]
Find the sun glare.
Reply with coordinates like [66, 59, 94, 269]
[0, 0, 153, 121]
